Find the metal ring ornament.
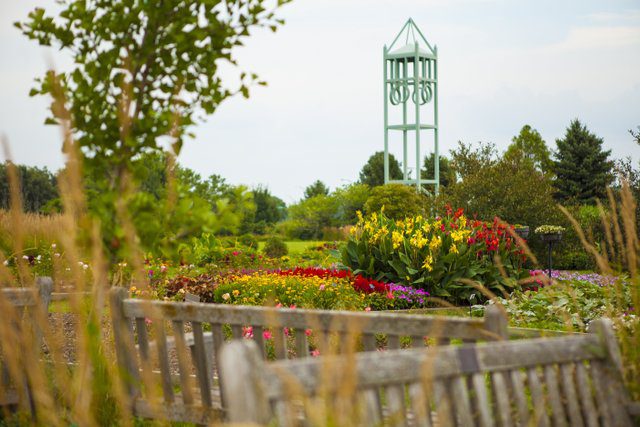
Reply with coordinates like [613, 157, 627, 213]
[412, 82, 433, 105]
[390, 82, 410, 105]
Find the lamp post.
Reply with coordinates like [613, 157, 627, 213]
[536, 226, 565, 281]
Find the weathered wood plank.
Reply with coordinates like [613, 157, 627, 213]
[509, 369, 529, 427]
[408, 382, 432, 427]
[526, 367, 550, 427]
[154, 324, 174, 403]
[191, 322, 212, 407]
[449, 375, 474, 426]
[123, 301, 491, 340]
[171, 320, 194, 405]
[492, 371, 514, 427]
[559, 363, 584, 427]
[575, 362, 598, 427]
[543, 364, 567, 427]
[471, 373, 493, 427]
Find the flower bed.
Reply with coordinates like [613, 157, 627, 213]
[149, 267, 430, 311]
[341, 206, 527, 303]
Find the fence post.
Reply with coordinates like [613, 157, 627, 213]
[109, 287, 139, 399]
[219, 340, 270, 424]
[484, 305, 508, 340]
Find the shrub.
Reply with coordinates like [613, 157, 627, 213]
[238, 233, 258, 249]
[364, 184, 425, 220]
[263, 236, 288, 258]
[342, 207, 526, 303]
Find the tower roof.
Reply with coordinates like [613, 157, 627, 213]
[387, 18, 435, 56]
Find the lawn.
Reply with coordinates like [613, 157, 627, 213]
[257, 240, 327, 254]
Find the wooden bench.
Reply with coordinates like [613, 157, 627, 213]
[220, 318, 639, 426]
[0, 278, 53, 414]
[109, 288, 510, 424]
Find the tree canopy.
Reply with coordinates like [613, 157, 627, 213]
[304, 180, 329, 199]
[359, 152, 402, 187]
[504, 125, 552, 173]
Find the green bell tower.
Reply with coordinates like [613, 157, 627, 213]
[383, 19, 439, 193]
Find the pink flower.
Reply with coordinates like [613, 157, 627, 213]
[160, 265, 167, 273]
[284, 327, 290, 337]
[289, 304, 296, 309]
[243, 326, 254, 339]
[305, 329, 312, 336]
[275, 303, 283, 308]
[262, 330, 273, 340]
[310, 349, 320, 357]
[364, 307, 371, 312]
[145, 318, 153, 326]
[232, 251, 240, 256]
[319, 284, 325, 291]
[386, 290, 394, 299]
[148, 269, 154, 278]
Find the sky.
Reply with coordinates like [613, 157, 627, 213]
[1, 0, 639, 203]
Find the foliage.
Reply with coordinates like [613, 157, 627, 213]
[449, 141, 498, 181]
[421, 153, 456, 192]
[283, 195, 338, 240]
[504, 125, 552, 173]
[238, 233, 259, 249]
[496, 271, 632, 332]
[534, 225, 566, 234]
[333, 184, 371, 226]
[263, 236, 288, 258]
[0, 163, 58, 213]
[553, 119, 614, 204]
[440, 141, 562, 265]
[364, 184, 425, 220]
[17, 0, 289, 259]
[359, 151, 402, 187]
[342, 208, 526, 303]
[250, 186, 287, 234]
[304, 180, 329, 199]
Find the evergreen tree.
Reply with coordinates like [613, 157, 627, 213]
[553, 119, 613, 204]
[359, 152, 402, 187]
[303, 180, 329, 199]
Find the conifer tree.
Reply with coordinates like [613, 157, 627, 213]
[553, 119, 613, 203]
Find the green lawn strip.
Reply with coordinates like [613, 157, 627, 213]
[257, 241, 326, 254]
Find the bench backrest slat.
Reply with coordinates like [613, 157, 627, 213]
[219, 318, 635, 427]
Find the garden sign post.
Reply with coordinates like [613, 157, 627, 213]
[383, 19, 439, 193]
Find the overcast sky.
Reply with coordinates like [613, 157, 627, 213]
[1, 0, 639, 203]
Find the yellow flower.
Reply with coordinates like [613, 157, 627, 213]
[392, 231, 404, 249]
[449, 244, 459, 254]
[409, 230, 428, 249]
[422, 254, 433, 272]
[356, 210, 363, 223]
[459, 215, 467, 228]
[232, 289, 240, 297]
[429, 235, 442, 252]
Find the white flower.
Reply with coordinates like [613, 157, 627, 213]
[36, 255, 42, 262]
[3, 260, 8, 266]
[54, 253, 61, 258]
[22, 255, 29, 260]
[51, 243, 57, 249]
[82, 263, 89, 270]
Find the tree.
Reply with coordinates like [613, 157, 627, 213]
[359, 152, 402, 187]
[364, 184, 425, 220]
[504, 125, 552, 173]
[553, 119, 614, 204]
[631, 126, 640, 145]
[421, 153, 456, 191]
[333, 183, 370, 226]
[449, 141, 498, 181]
[304, 180, 329, 199]
[17, 0, 289, 254]
[285, 195, 338, 240]
[0, 163, 58, 213]
[251, 186, 286, 233]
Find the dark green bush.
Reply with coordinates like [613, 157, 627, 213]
[238, 233, 258, 249]
[364, 184, 426, 220]
[263, 236, 288, 258]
